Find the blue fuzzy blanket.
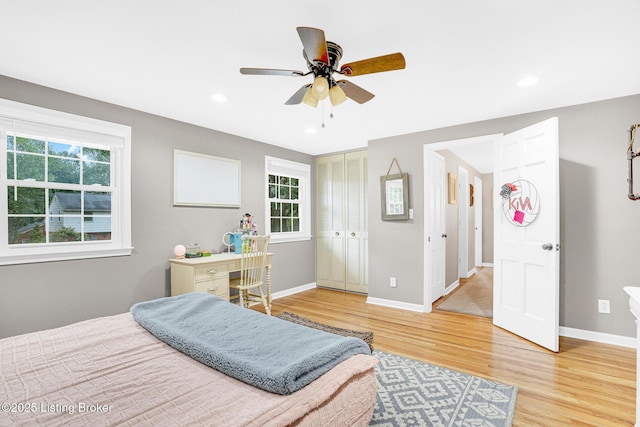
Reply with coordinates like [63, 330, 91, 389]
[130, 293, 370, 395]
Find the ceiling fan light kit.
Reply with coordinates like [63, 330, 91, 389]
[240, 27, 405, 109]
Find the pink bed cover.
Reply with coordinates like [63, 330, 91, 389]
[0, 313, 378, 426]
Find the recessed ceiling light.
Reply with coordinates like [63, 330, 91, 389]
[304, 128, 316, 134]
[517, 75, 539, 87]
[211, 93, 228, 103]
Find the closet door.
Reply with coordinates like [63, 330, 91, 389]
[345, 151, 368, 293]
[316, 154, 346, 289]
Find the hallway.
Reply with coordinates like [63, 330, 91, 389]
[434, 267, 493, 317]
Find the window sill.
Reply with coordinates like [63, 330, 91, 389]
[269, 234, 312, 244]
[0, 247, 134, 266]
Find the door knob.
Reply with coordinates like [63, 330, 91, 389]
[351, 232, 356, 237]
[335, 232, 339, 237]
[542, 243, 553, 251]
[442, 234, 447, 238]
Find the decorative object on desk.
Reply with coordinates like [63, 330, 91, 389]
[241, 212, 258, 235]
[223, 231, 245, 254]
[201, 249, 211, 257]
[185, 243, 201, 258]
[173, 244, 186, 259]
[370, 351, 517, 427]
[380, 157, 409, 221]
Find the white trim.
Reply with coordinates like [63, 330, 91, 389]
[445, 280, 460, 295]
[423, 134, 503, 312]
[271, 282, 316, 300]
[264, 156, 312, 243]
[366, 296, 425, 313]
[482, 262, 494, 267]
[0, 98, 132, 265]
[560, 326, 636, 348]
[271, 283, 636, 349]
[466, 267, 477, 279]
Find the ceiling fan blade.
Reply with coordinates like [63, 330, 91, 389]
[340, 52, 406, 76]
[296, 27, 329, 65]
[240, 67, 304, 77]
[285, 84, 311, 105]
[337, 80, 375, 104]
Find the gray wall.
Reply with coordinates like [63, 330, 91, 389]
[482, 174, 494, 264]
[369, 94, 640, 338]
[0, 76, 316, 338]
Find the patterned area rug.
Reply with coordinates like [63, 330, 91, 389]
[370, 351, 517, 427]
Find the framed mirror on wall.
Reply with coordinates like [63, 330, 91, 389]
[380, 172, 409, 220]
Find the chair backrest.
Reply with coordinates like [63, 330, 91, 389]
[239, 234, 270, 287]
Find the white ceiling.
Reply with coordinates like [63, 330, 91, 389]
[2, 1, 640, 157]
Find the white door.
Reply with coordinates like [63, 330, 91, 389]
[458, 166, 469, 279]
[493, 117, 559, 352]
[474, 176, 483, 267]
[345, 151, 368, 293]
[316, 155, 346, 289]
[429, 152, 446, 302]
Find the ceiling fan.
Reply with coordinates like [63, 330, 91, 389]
[240, 27, 406, 108]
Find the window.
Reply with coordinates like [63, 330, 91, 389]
[265, 156, 311, 243]
[0, 98, 132, 265]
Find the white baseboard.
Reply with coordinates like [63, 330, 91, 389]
[466, 267, 477, 278]
[481, 262, 494, 267]
[271, 282, 316, 300]
[560, 326, 636, 348]
[271, 283, 636, 348]
[445, 280, 459, 295]
[366, 297, 424, 313]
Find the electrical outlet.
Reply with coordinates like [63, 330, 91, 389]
[598, 299, 611, 314]
[390, 277, 397, 288]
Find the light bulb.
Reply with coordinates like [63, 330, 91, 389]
[302, 87, 318, 107]
[329, 84, 347, 106]
[311, 76, 329, 100]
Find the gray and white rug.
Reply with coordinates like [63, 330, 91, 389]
[370, 351, 517, 427]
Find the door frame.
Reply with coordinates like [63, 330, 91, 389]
[422, 134, 503, 312]
[458, 165, 469, 279]
[474, 176, 483, 267]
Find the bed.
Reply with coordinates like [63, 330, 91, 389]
[0, 294, 378, 426]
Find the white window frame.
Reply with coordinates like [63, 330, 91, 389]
[0, 98, 132, 265]
[264, 156, 311, 243]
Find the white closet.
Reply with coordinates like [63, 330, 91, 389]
[316, 150, 368, 293]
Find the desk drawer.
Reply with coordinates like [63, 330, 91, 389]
[195, 279, 229, 300]
[195, 265, 228, 282]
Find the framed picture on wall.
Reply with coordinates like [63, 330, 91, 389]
[448, 173, 458, 204]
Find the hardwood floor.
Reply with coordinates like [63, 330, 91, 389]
[257, 287, 636, 426]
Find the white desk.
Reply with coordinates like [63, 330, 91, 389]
[170, 252, 274, 305]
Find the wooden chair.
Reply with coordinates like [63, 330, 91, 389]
[229, 234, 272, 315]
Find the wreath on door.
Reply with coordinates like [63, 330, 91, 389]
[500, 179, 540, 227]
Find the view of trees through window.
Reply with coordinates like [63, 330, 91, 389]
[268, 174, 300, 233]
[6, 134, 112, 245]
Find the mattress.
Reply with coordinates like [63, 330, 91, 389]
[0, 312, 378, 426]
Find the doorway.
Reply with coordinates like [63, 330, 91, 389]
[422, 134, 502, 314]
[423, 119, 560, 352]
